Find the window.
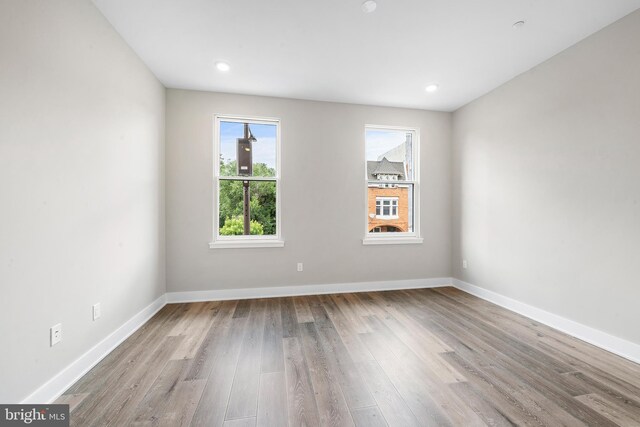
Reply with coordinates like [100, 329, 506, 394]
[375, 197, 398, 218]
[210, 115, 283, 248]
[364, 125, 423, 245]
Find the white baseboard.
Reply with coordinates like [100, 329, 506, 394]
[452, 278, 640, 365]
[21, 294, 167, 404]
[166, 277, 452, 303]
[21, 276, 640, 404]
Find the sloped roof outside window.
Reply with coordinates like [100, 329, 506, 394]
[367, 157, 405, 180]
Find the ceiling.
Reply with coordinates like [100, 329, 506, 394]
[93, 0, 640, 112]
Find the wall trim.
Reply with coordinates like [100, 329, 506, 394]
[451, 278, 640, 365]
[21, 294, 167, 404]
[166, 277, 452, 303]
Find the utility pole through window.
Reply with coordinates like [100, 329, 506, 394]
[237, 123, 256, 235]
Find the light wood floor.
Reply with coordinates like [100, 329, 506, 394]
[57, 287, 640, 426]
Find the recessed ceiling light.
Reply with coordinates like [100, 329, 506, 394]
[512, 20, 525, 29]
[215, 61, 230, 72]
[425, 84, 439, 93]
[361, 0, 377, 13]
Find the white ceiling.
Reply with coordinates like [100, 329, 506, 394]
[93, 0, 640, 112]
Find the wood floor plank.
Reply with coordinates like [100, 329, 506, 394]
[130, 359, 191, 425]
[256, 371, 288, 427]
[261, 298, 285, 373]
[407, 293, 615, 426]
[377, 356, 474, 426]
[344, 293, 375, 317]
[283, 336, 320, 427]
[448, 381, 516, 427]
[370, 291, 452, 353]
[55, 393, 90, 412]
[59, 288, 640, 427]
[356, 332, 461, 420]
[157, 379, 206, 427]
[185, 300, 238, 381]
[308, 296, 376, 410]
[543, 343, 640, 400]
[397, 295, 575, 422]
[567, 372, 640, 418]
[190, 361, 237, 427]
[171, 301, 221, 360]
[223, 417, 256, 427]
[442, 351, 548, 427]
[70, 333, 183, 427]
[319, 294, 375, 363]
[416, 290, 576, 374]
[293, 296, 314, 323]
[329, 294, 372, 334]
[435, 287, 640, 386]
[403, 291, 574, 383]
[351, 406, 388, 427]
[357, 360, 421, 427]
[168, 302, 209, 337]
[214, 317, 250, 367]
[63, 303, 183, 395]
[538, 334, 640, 388]
[575, 393, 640, 427]
[233, 300, 252, 319]
[435, 324, 615, 427]
[226, 299, 267, 420]
[93, 335, 185, 427]
[366, 293, 464, 384]
[299, 322, 354, 427]
[281, 297, 300, 338]
[412, 290, 610, 425]
[362, 315, 476, 426]
[191, 314, 249, 427]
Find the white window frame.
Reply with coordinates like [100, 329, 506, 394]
[363, 124, 423, 245]
[375, 197, 399, 219]
[209, 114, 284, 249]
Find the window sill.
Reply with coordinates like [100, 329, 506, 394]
[362, 236, 424, 246]
[209, 239, 285, 249]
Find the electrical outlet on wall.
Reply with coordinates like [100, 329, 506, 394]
[93, 303, 101, 321]
[462, 259, 468, 269]
[297, 262, 303, 272]
[50, 323, 62, 346]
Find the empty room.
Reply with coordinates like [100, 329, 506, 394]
[2, 0, 640, 426]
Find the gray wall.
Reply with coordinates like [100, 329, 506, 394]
[166, 90, 452, 292]
[452, 10, 640, 344]
[0, 0, 166, 402]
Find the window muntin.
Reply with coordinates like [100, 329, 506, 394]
[375, 197, 398, 218]
[213, 116, 281, 245]
[365, 126, 419, 238]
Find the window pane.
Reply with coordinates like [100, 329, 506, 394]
[219, 179, 277, 236]
[220, 121, 277, 177]
[367, 183, 413, 233]
[365, 128, 413, 180]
